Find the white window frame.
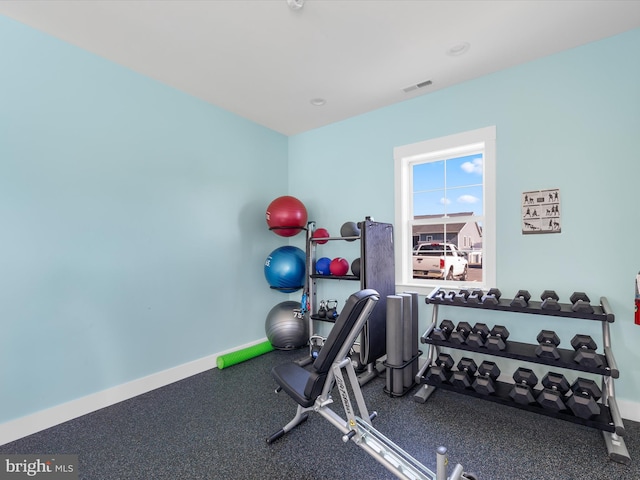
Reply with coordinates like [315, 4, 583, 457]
[394, 126, 496, 295]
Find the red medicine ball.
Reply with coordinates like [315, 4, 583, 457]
[329, 257, 349, 276]
[312, 228, 330, 244]
[266, 196, 308, 237]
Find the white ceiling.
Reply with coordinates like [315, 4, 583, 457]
[2, 0, 639, 135]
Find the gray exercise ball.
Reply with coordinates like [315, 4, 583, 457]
[265, 301, 308, 350]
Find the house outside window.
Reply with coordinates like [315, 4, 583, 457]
[394, 126, 496, 294]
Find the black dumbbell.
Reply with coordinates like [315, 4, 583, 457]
[566, 378, 602, 419]
[466, 289, 484, 304]
[535, 330, 561, 360]
[452, 289, 470, 305]
[540, 290, 561, 310]
[510, 289, 531, 308]
[486, 325, 510, 351]
[571, 334, 603, 368]
[472, 361, 501, 395]
[509, 367, 539, 405]
[536, 372, 570, 411]
[430, 319, 456, 342]
[466, 323, 490, 348]
[570, 292, 594, 314]
[449, 321, 473, 345]
[482, 288, 502, 306]
[425, 353, 455, 384]
[443, 291, 457, 303]
[433, 290, 447, 301]
[450, 357, 477, 390]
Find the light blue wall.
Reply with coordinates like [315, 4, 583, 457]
[0, 17, 288, 423]
[289, 29, 640, 404]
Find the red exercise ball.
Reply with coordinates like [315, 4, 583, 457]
[266, 196, 308, 237]
[312, 228, 330, 244]
[329, 257, 349, 276]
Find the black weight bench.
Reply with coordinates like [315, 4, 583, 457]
[266, 288, 477, 480]
[267, 288, 380, 443]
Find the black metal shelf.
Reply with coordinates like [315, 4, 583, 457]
[422, 336, 618, 378]
[419, 378, 620, 434]
[426, 294, 614, 323]
[310, 274, 359, 281]
[306, 220, 395, 366]
[310, 236, 360, 243]
[310, 314, 337, 323]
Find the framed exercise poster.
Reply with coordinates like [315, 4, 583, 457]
[521, 188, 561, 234]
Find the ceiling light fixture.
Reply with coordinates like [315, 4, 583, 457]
[310, 98, 326, 106]
[287, 0, 304, 10]
[446, 42, 470, 56]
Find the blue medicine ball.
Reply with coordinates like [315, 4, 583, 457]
[264, 246, 306, 293]
[315, 257, 332, 275]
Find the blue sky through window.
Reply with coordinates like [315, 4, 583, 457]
[412, 153, 484, 217]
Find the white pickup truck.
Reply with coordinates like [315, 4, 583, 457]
[412, 243, 468, 280]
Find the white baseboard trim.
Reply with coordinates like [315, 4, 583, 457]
[0, 338, 268, 446]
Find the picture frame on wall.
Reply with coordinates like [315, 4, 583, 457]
[521, 188, 561, 234]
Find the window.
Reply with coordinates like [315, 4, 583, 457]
[394, 126, 496, 294]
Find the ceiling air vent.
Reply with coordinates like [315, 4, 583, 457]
[402, 79, 433, 93]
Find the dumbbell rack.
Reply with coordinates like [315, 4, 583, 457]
[414, 287, 630, 465]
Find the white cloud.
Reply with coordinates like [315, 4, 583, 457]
[461, 158, 483, 174]
[458, 194, 479, 204]
[439, 197, 451, 205]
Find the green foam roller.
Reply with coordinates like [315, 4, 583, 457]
[216, 341, 275, 369]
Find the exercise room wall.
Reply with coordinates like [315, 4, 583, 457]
[288, 28, 640, 417]
[0, 17, 288, 425]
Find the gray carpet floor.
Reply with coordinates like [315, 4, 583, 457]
[1, 348, 638, 479]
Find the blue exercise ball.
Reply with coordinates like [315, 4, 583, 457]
[315, 257, 332, 275]
[264, 246, 306, 293]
